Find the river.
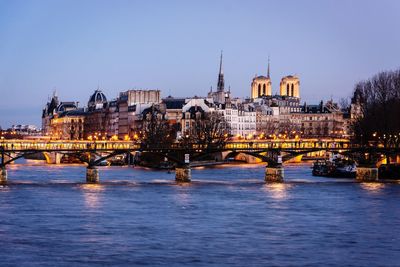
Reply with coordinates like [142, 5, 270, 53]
[0, 161, 399, 266]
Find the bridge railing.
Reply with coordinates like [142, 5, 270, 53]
[225, 139, 351, 150]
[0, 140, 140, 151]
[0, 138, 352, 152]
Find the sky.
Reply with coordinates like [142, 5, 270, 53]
[0, 0, 400, 128]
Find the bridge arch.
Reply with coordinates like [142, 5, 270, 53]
[223, 151, 263, 163]
[135, 151, 184, 166]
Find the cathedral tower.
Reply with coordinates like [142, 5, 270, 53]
[279, 75, 300, 98]
[251, 59, 272, 99]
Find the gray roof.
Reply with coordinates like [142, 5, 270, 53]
[59, 109, 86, 117]
[162, 98, 186, 109]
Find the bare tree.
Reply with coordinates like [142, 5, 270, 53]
[278, 119, 301, 138]
[351, 69, 400, 147]
[181, 112, 230, 149]
[141, 106, 174, 147]
[339, 97, 350, 112]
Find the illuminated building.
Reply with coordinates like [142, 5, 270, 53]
[251, 59, 272, 99]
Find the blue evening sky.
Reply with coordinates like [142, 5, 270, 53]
[0, 0, 399, 127]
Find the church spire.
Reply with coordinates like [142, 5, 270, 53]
[219, 50, 223, 74]
[217, 50, 224, 92]
[267, 56, 270, 79]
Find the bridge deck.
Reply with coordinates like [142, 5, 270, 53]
[0, 139, 351, 152]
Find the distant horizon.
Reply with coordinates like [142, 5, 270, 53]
[1, 0, 400, 127]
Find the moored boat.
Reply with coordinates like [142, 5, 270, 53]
[312, 155, 356, 178]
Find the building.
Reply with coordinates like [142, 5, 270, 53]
[10, 125, 40, 135]
[104, 100, 119, 138]
[117, 93, 129, 139]
[49, 109, 85, 140]
[248, 63, 349, 138]
[162, 96, 186, 138]
[181, 98, 214, 134]
[251, 60, 272, 99]
[117, 89, 161, 139]
[297, 100, 346, 138]
[249, 66, 302, 136]
[125, 89, 161, 106]
[42, 93, 60, 135]
[280, 75, 300, 98]
[255, 104, 280, 136]
[162, 96, 185, 126]
[40, 54, 351, 141]
[84, 90, 108, 139]
[41, 93, 85, 139]
[236, 103, 256, 137]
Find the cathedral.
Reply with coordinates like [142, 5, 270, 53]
[251, 59, 300, 100]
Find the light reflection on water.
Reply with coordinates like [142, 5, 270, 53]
[359, 182, 385, 193]
[0, 185, 10, 192]
[79, 183, 105, 209]
[262, 183, 291, 200]
[0, 162, 399, 266]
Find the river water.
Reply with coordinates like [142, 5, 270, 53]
[0, 161, 399, 266]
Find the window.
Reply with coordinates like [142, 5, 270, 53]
[286, 84, 289, 95]
[291, 84, 294, 96]
[263, 84, 266, 95]
[258, 84, 261, 96]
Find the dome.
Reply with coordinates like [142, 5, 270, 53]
[88, 89, 107, 110]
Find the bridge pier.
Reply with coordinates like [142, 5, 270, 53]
[44, 152, 62, 164]
[0, 166, 7, 183]
[356, 167, 378, 182]
[265, 167, 284, 182]
[86, 166, 99, 183]
[175, 165, 191, 182]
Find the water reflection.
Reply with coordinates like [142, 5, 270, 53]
[173, 183, 192, 206]
[79, 183, 105, 209]
[360, 182, 385, 193]
[0, 185, 10, 192]
[262, 183, 290, 200]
